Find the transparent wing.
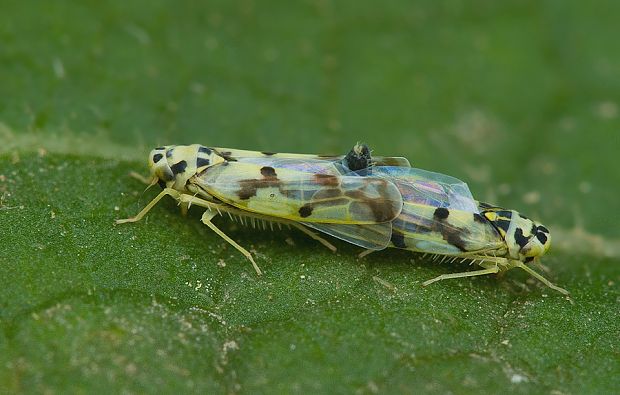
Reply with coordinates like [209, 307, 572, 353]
[211, 147, 411, 168]
[351, 166, 479, 213]
[341, 165, 501, 254]
[193, 159, 403, 224]
[373, 156, 410, 167]
[303, 222, 393, 250]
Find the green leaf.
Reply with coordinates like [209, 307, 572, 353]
[1, 1, 618, 393]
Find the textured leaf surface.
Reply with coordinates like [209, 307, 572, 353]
[1, 1, 618, 393]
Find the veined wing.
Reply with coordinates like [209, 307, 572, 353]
[303, 222, 393, 250]
[345, 165, 504, 254]
[354, 166, 479, 213]
[192, 158, 403, 224]
[211, 146, 411, 168]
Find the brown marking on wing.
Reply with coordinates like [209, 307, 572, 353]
[236, 166, 280, 200]
[313, 174, 339, 187]
[344, 179, 400, 222]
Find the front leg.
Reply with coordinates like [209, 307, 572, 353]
[116, 188, 183, 224]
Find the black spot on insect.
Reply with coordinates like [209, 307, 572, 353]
[196, 157, 210, 167]
[152, 153, 163, 163]
[261, 151, 276, 156]
[391, 231, 407, 248]
[170, 160, 187, 175]
[495, 219, 511, 233]
[260, 166, 277, 178]
[166, 149, 173, 158]
[478, 201, 495, 210]
[434, 207, 449, 220]
[198, 146, 212, 155]
[536, 232, 548, 245]
[161, 168, 175, 182]
[157, 179, 167, 189]
[299, 204, 313, 218]
[155, 146, 165, 150]
[537, 225, 549, 234]
[217, 151, 237, 161]
[514, 228, 530, 249]
[473, 213, 486, 224]
[496, 210, 513, 220]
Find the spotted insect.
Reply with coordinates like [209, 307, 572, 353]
[116, 144, 408, 275]
[342, 164, 567, 295]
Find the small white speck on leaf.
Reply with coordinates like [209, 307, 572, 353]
[510, 374, 528, 384]
[52, 57, 65, 79]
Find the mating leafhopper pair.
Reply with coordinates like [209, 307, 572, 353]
[117, 143, 568, 295]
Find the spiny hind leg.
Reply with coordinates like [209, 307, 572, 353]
[200, 210, 263, 276]
[116, 188, 182, 224]
[422, 266, 500, 287]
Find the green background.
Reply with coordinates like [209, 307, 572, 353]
[1, 1, 618, 393]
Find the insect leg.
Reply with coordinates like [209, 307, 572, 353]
[511, 261, 570, 296]
[115, 188, 182, 224]
[290, 223, 337, 252]
[200, 210, 263, 276]
[358, 249, 375, 258]
[422, 266, 500, 287]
